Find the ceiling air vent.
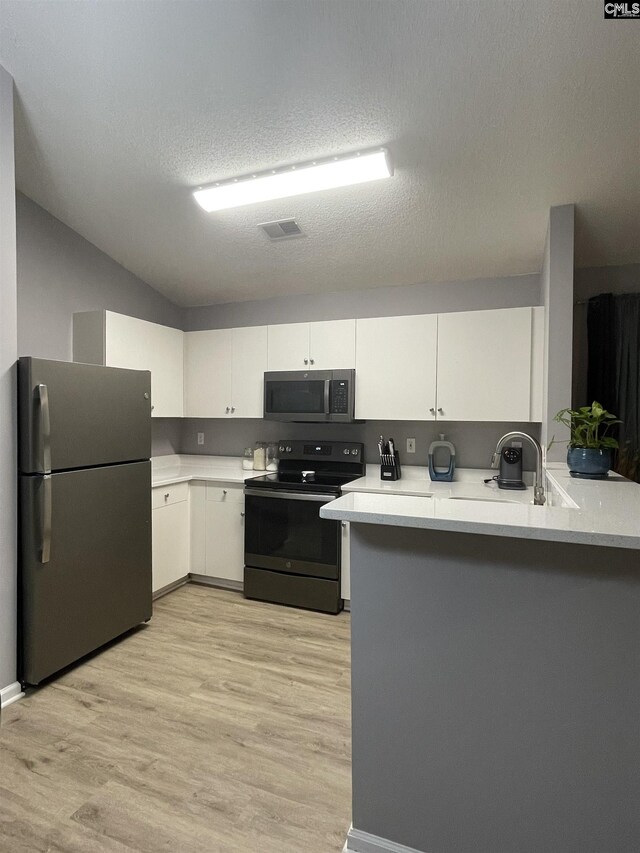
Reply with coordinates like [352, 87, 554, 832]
[259, 219, 305, 241]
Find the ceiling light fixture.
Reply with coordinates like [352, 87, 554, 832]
[193, 148, 392, 212]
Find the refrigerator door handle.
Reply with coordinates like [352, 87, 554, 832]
[40, 474, 52, 563]
[37, 383, 52, 475]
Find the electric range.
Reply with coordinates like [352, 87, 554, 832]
[243, 440, 364, 613]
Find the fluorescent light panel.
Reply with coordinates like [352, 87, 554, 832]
[193, 149, 391, 212]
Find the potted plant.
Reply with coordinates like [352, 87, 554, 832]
[553, 401, 621, 479]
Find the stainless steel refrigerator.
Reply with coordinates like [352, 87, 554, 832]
[18, 357, 153, 686]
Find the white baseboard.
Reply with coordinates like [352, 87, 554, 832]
[345, 826, 427, 853]
[1, 681, 24, 710]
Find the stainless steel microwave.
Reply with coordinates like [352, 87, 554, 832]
[263, 369, 356, 423]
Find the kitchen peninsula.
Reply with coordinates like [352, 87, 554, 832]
[323, 468, 640, 853]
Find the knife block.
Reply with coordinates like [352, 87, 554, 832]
[380, 457, 401, 481]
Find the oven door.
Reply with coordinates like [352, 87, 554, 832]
[244, 489, 340, 579]
[263, 372, 331, 422]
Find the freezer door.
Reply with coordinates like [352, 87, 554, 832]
[19, 461, 152, 685]
[18, 357, 151, 474]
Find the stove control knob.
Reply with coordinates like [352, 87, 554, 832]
[351, 448, 359, 455]
[343, 448, 350, 455]
[286, 446, 292, 453]
[279, 445, 285, 452]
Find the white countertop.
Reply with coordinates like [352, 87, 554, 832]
[322, 464, 640, 550]
[151, 454, 267, 487]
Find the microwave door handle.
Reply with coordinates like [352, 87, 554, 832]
[323, 379, 331, 415]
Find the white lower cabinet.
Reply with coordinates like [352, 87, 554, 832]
[341, 521, 350, 604]
[204, 484, 245, 583]
[152, 484, 189, 594]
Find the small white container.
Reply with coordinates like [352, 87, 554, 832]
[253, 442, 266, 471]
[242, 447, 254, 471]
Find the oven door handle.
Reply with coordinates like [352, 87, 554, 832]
[244, 489, 332, 503]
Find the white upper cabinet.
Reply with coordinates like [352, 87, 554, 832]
[230, 325, 268, 418]
[184, 326, 267, 418]
[73, 310, 184, 417]
[530, 306, 544, 422]
[436, 307, 533, 422]
[355, 314, 438, 421]
[308, 319, 356, 369]
[267, 320, 356, 371]
[267, 323, 310, 371]
[184, 329, 232, 418]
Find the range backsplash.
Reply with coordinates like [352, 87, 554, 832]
[151, 418, 543, 471]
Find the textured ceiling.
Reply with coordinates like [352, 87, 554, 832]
[1, 0, 638, 307]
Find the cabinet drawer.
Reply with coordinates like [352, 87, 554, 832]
[206, 483, 244, 503]
[152, 481, 189, 509]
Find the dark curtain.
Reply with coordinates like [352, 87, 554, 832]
[587, 292, 640, 482]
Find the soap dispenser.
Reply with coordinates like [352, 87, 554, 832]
[428, 434, 456, 482]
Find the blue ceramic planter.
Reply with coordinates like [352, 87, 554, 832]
[567, 447, 612, 479]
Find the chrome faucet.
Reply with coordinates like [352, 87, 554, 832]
[491, 431, 546, 506]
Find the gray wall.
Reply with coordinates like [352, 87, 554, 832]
[542, 204, 574, 460]
[573, 264, 640, 406]
[349, 524, 640, 853]
[151, 419, 182, 458]
[16, 192, 183, 361]
[0, 64, 18, 697]
[179, 418, 541, 471]
[184, 272, 541, 330]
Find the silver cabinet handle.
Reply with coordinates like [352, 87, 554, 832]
[309, 358, 314, 365]
[429, 407, 436, 414]
[438, 407, 444, 414]
[223, 489, 227, 495]
[230, 406, 235, 413]
[303, 358, 309, 365]
[225, 406, 230, 414]
[164, 493, 170, 501]
[240, 511, 245, 517]
[40, 474, 52, 563]
[37, 384, 51, 475]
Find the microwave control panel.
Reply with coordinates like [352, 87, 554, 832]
[331, 380, 349, 413]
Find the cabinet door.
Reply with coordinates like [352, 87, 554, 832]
[341, 521, 350, 603]
[530, 307, 544, 422]
[231, 325, 268, 418]
[105, 313, 184, 417]
[152, 500, 189, 593]
[184, 329, 233, 417]
[267, 323, 310, 371]
[204, 500, 245, 582]
[309, 319, 356, 369]
[355, 314, 438, 420]
[436, 307, 533, 421]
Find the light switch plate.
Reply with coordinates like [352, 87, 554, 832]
[197, 432, 205, 446]
[406, 438, 416, 454]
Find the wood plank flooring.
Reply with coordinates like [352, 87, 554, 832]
[0, 585, 352, 852]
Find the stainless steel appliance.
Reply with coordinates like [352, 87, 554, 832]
[263, 369, 356, 423]
[18, 357, 153, 686]
[244, 440, 364, 613]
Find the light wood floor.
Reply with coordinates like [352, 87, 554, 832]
[0, 584, 352, 852]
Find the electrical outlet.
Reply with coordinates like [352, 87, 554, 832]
[406, 438, 416, 454]
[197, 432, 205, 446]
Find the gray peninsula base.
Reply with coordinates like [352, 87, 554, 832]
[348, 523, 640, 853]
